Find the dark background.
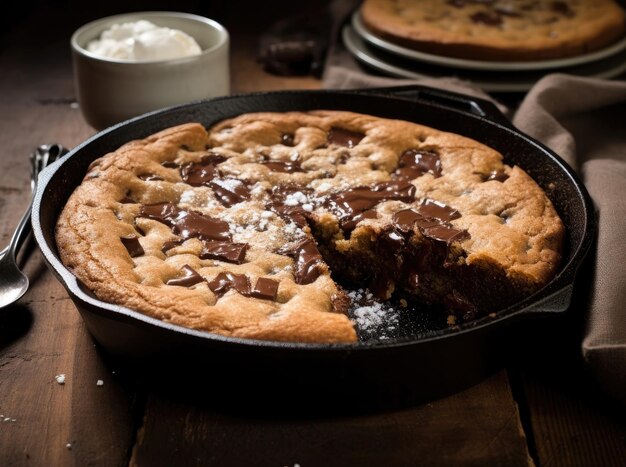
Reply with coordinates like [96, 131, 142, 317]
[0, 0, 331, 43]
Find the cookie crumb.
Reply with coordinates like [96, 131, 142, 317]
[66, 443, 72, 450]
[55, 374, 66, 385]
[96, 380, 104, 387]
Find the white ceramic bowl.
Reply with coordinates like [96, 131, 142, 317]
[71, 11, 230, 130]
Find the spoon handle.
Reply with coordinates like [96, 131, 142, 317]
[8, 199, 34, 261]
[5, 144, 68, 259]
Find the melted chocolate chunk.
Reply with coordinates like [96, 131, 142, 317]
[166, 265, 205, 287]
[392, 206, 469, 244]
[341, 210, 378, 232]
[271, 204, 309, 228]
[269, 185, 313, 228]
[486, 170, 509, 182]
[421, 225, 470, 244]
[260, 160, 304, 173]
[139, 174, 164, 181]
[209, 178, 251, 207]
[394, 149, 442, 180]
[162, 238, 184, 254]
[161, 161, 179, 169]
[180, 154, 227, 186]
[250, 277, 279, 300]
[551, 1, 574, 17]
[140, 203, 231, 242]
[281, 133, 295, 146]
[327, 181, 416, 231]
[120, 235, 144, 258]
[208, 272, 251, 297]
[200, 241, 248, 264]
[392, 209, 439, 233]
[327, 127, 365, 148]
[418, 199, 461, 223]
[278, 238, 324, 285]
[471, 11, 502, 26]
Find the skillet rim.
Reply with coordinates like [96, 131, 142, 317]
[31, 86, 596, 352]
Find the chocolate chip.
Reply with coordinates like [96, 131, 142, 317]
[200, 241, 248, 264]
[486, 170, 509, 182]
[166, 265, 204, 287]
[278, 238, 324, 285]
[120, 234, 144, 258]
[392, 206, 469, 245]
[209, 178, 251, 207]
[269, 185, 314, 228]
[394, 149, 442, 180]
[180, 153, 227, 186]
[162, 238, 184, 254]
[418, 199, 461, 223]
[327, 127, 365, 148]
[281, 133, 295, 146]
[140, 203, 231, 242]
[208, 272, 251, 297]
[250, 277, 279, 300]
[326, 181, 416, 231]
[421, 224, 470, 244]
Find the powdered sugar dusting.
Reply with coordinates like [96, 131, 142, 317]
[213, 178, 243, 192]
[348, 289, 399, 340]
[283, 191, 309, 206]
[180, 189, 196, 204]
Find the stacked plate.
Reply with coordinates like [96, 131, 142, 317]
[343, 11, 626, 92]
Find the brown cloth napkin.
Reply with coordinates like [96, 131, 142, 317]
[322, 3, 626, 406]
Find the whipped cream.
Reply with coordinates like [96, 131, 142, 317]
[87, 20, 202, 61]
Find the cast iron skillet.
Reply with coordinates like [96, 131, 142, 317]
[32, 86, 595, 405]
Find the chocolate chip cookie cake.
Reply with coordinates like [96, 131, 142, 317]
[55, 111, 564, 343]
[360, 0, 626, 61]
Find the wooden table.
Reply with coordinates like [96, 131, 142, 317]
[1, 3, 625, 466]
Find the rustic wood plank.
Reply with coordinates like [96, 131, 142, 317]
[130, 371, 532, 467]
[522, 372, 626, 467]
[0, 10, 137, 467]
[510, 304, 626, 467]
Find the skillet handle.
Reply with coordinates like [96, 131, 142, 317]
[519, 285, 574, 316]
[358, 85, 513, 129]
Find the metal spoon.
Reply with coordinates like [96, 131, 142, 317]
[0, 144, 67, 308]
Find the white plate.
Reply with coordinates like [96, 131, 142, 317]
[352, 11, 626, 72]
[342, 25, 626, 93]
